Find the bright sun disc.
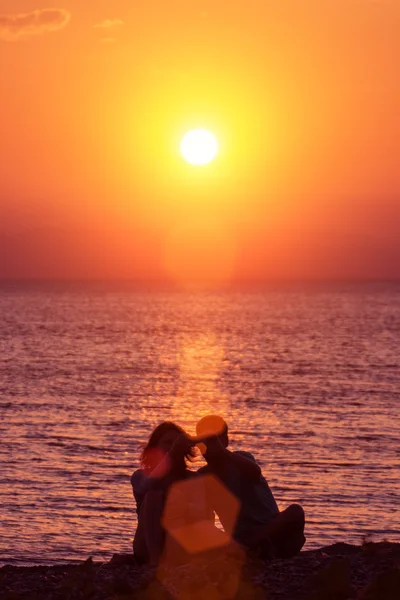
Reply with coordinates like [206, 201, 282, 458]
[180, 129, 218, 165]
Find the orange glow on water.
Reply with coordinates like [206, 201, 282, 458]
[1, 288, 400, 563]
[172, 332, 230, 423]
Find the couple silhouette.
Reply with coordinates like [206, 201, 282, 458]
[131, 415, 305, 566]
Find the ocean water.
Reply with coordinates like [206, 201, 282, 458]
[0, 282, 399, 566]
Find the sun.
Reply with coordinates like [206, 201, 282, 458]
[180, 129, 218, 166]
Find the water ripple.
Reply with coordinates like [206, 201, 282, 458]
[0, 284, 399, 565]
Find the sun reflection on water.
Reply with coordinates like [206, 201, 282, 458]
[171, 332, 230, 429]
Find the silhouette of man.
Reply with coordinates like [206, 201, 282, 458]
[196, 415, 306, 558]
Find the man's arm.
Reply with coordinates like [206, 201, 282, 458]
[202, 437, 261, 482]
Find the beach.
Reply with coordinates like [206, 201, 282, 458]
[1, 542, 399, 599]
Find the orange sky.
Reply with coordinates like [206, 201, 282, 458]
[0, 1, 399, 284]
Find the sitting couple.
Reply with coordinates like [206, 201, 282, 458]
[131, 415, 305, 565]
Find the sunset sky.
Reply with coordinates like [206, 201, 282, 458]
[0, 0, 399, 284]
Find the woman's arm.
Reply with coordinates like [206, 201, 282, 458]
[143, 434, 194, 481]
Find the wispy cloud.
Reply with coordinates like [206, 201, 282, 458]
[0, 8, 71, 41]
[93, 19, 124, 30]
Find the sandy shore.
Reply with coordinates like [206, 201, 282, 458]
[1, 542, 399, 599]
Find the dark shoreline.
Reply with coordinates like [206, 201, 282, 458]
[1, 542, 399, 599]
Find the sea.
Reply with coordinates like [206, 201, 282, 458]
[0, 282, 399, 566]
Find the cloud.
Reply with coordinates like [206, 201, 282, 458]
[93, 19, 124, 29]
[0, 8, 70, 41]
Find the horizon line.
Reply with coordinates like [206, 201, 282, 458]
[1, 277, 399, 287]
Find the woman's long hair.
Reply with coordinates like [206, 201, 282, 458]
[140, 421, 196, 476]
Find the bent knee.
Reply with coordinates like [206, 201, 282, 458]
[287, 503, 305, 525]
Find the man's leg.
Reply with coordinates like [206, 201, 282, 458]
[269, 504, 306, 558]
[245, 504, 306, 559]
